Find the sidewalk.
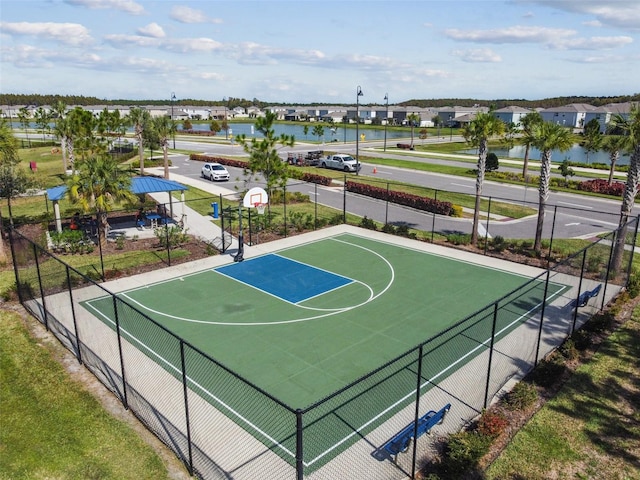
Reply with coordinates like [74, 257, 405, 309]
[145, 167, 243, 253]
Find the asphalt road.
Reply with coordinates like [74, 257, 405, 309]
[169, 138, 625, 241]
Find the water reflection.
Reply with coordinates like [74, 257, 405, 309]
[459, 144, 630, 165]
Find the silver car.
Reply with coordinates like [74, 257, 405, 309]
[201, 162, 230, 182]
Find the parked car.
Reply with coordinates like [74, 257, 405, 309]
[201, 162, 230, 181]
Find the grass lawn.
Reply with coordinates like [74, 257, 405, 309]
[0, 308, 188, 480]
[485, 305, 640, 480]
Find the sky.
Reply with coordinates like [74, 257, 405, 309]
[1, 0, 639, 104]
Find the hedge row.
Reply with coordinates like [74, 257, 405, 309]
[346, 181, 454, 216]
[577, 179, 628, 196]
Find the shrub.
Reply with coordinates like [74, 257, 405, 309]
[531, 354, 566, 388]
[627, 269, 640, 298]
[443, 431, 492, 474]
[451, 204, 463, 217]
[486, 152, 499, 172]
[345, 181, 454, 216]
[446, 233, 471, 245]
[582, 311, 615, 334]
[476, 409, 508, 438]
[491, 235, 507, 252]
[577, 179, 627, 197]
[560, 338, 580, 361]
[360, 216, 377, 230]
[504, 381, 538, 411]
[570, 329, 592, 350]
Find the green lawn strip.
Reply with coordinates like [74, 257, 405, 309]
[0, 309, 176, 480]
[485, 309, 640, 480]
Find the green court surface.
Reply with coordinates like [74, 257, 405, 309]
[82, 232, 567, 468]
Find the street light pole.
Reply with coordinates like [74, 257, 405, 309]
[356, 86, 363, 175]
[449, 115, 453, 141]
[171, 92, 176, 149]
[383, 93, 388, 152]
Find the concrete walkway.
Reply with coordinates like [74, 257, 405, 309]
[144, 166, 243, 254]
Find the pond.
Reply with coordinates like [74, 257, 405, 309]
[459, 144, 631, 166]
[186, 122, 411, 143]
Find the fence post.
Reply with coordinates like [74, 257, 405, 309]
[534, 269, 551, 366]
[97, 214, 105, 281]
[410, 345, 424, 479]
[547, 205, 558, 267]
[625, 216, 640, 287]
[65, 264, 83, 364]
[8, 228, 24, 304]
[602, 229, 616, 311]
[572, 250, 587, 333]
[343, 175, 347, 224]
[483, 197, 492, 255]
[112, 296, 129, 410]
[385, 183, 390, 225]
[296, 409, 304, 480]
[33, 242, 49, 330]
[283, 185, 288, 238]
[314, 182, 318, 230]
[179, 341, 194, 476]
[484, 302, 499, 408]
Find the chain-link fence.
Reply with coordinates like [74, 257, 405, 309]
[9, 209, 637, 480]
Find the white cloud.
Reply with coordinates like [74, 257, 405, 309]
[103, 33, 162, 48]
[444, 25, 576, 43]
[552, 36, 633, 50]
[170, 6, 222, 25]
[0, 21, 92, 46]
[582, 20, 602, 28]
[452, 48, 502, 63]
[137, 22, 165, 38]
[65, 0, 145, 15]
[524, 1, 640, 31]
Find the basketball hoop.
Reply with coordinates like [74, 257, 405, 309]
[254, 203, 266, 215]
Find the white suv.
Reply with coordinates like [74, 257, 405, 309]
[201, 162, 230, 182]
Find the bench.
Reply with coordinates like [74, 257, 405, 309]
[396, 143, 414, 150]
[383, 403, 451, 459]
[569, 284, 602, 309]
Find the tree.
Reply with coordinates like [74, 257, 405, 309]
[209, 119, 221, 135]
[601, 135, 629, 185]
[0, 120, 35, 260]
[236, 111, 294, 197]
[407, 113, 420, 148]
[486, 152, 499, 172]
[51, 101, 70, 171]
[501, 121, 519, 150]
[462, 111, 505, 246]
[151, 116, 177, 179]
[610, 104, 640, 273]
[312, 125, 324, 144]
[519, 111, 543, 178]
[33, 107, 51, 143]
[183, 119, 193, 130]
[530, 122, 573, 253]
[581, 118, 603, 164]
[66, 155, 136, 247]
[17, 107, 31, 147]
[127, 108, 151, 175]
[558, 159, 575, 186]
[419, 128, 428, 145]
[303, 125, 309, 140]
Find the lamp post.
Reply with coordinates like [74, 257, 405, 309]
[449, 115, 453, 141]
[170, 92, 176, 149]
[356, 86, 363, 175]
[224, 97, 229, 140]
[383, 93, 388, 152]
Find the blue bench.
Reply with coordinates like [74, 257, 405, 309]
[383, 403, 451, 458]
[569, 284, 602, 309]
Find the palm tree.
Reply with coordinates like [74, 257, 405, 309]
[610, 104, 640, 273]
[151, 115, 177, 179]
[581, 118, 603, 164]
[52, 101, 70, 170]
[519, 111, 543, 179]
[66, 155, 137, 246]
[127, 107, 151, 175]
[407, 113, 420, 148]
[462, 111, 505, 246]
[601, 135, 629, 185]
[530, 122, 573, 253]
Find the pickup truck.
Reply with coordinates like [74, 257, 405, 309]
[320, 154, 361, 172]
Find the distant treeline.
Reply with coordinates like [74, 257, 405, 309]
[1, 93, 639, 109]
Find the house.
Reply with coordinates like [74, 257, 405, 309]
[493, 106, 535, 127]
[438, 105, 488, 126]
[539, 103, 597, 129]
[583, 102, 634, 133]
